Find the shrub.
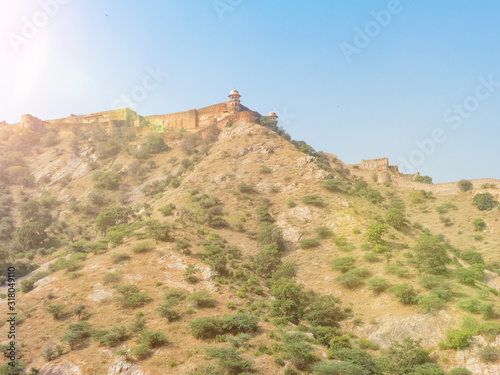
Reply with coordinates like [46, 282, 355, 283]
[305, 295, 345, 327]
[448, 369, 472, 375]
[42, 343, 65, 361]
[384, 263, 410, 278]
[314, 226, 333, 239]
[416, 295, 445, 313]
[461, 249, 484, 265]
[253, 243, 281, 278]
[190, 317, 222, 339]
[478, 322, 500, 341]
[269, 278, 309, 324]
[283, 333, 316, 371]
[259, 165, 272, 174]
[92, 171, 122, 190]
[92, 326, 128, 347]
[379, 338, 433, 373]
[20, 279, 35, 293]
[132, 344, 150, 360]
[387, 283, 419, 305]
[301, 195, 325, 207]
[363, 252, 381, 263]
[441, 329, 472, 350]
[45, 304, 66, 320]
[103, 271, 121, 284]
[366, 277, 390, 295]
[111, 253, 130, 263]
[61, 321, 92, 350]
[415, 175, 432, 184]
[478, 346, 500, 362]
[413, 234, 450, 275]
[298, 238, 320, 249]
[156, 305, 180, 322]
[458, 180, 473, 192]
[205, 346, 254, 375]
[418, 275, 444, 290]
[158, 203, 176, 216]
[330, 257, 356, 273]
[328, 347, 377, 374]
[96, 206, 133, 234]
[386, 207, 405, 230]
[321, 179, 347, 193]
[258, 223, 284, 252]
[473, 218, 486, 231]
[364, 223, 388, 245]
[138, 330, 167, 348]
[458, 299, 482, 314]
[453, 268, 483, 286]
[131, 241, 153, 253]
[358, 339, 379, 351]
[473, 193, 495, 211]
[314, 361, 369, 375]
[336, 271, 365, 289]
[183, 264, 198, 284]
[115, 285, 153, 309]
[186, 290, 215, 308]
[286, 198, 296, 208]
[220, 314, 259, 334]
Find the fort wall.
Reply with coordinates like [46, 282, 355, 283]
[392, 178, 500, 194]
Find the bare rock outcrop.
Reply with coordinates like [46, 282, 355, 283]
[355, 311, 457, 348]
[39, 361, 81, 375]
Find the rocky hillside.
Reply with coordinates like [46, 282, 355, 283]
[0, 119, 499, 375]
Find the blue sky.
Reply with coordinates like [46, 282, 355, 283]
[1, 0, 499, 182]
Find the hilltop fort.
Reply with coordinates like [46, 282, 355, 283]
[7, 89, 500, 195]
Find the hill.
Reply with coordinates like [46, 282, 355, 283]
[0, 115, 499, 375]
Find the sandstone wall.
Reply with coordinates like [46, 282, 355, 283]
[392, 177, 500, 193]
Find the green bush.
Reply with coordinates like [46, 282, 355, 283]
[330, 257, 356, 273]
[314, 361, 369, 375]
[298, 238, 320, 249]
[45, 304, 66, 319]
[131, 241, 154, 253]
[453, 268, 483, 286]
[416, 295, 445, 313]
[328, 347, 377, 374]
[157, 305, 180, 322]
[458, 180, 473, 192]
[473, 193, 495, 211]
[270, 278, 309, 324]
[336, 271, 365, 289]
[92, 326, 128, 347]
[103, 271, 121, 284]
[386, 206, 405, 230]
[363, 252, 381, 263]
[92, 171, 122, 190]
[253, 243, 281, 278]
[478, 322, 500, 341]
[259, 165, 272, 174]
[415, 175, 432, 184]
[220, 314, 259, 334]
[138, 330, 168, 348]
[379, 338, 434, 373]
[461, 249, 484, 265]
[190, 317, 222, 339]
[205, 346, 254, 375]
[301, 195, 325, 207]
[61, 321, 92, 350]
[473, 218, 486, 231]
[321, 179, 347, 193]
[448, 368, 472, 375]
[387, 283, 419, 305]
[358, 339, 379, 350]
[441, 329, 472, 350]
[115, 285, 152, 309]
[366, 277, 390, 295]
[384, 263, 410, 278]
[158, 203, 176, 216]
[478, 346, 499, 362]
[283, 333, 316, 371]
[186, 290, 215, 308]
[20, 279, 35, 293]
[305, 294, 345, 327]
[418, 275, 445, 290]
[364, 223, 388, 245]
[286, 198, 296, 208]
[111, 253, 130, 263]
[314, 226, 333, 239]
[413, 234, 450, 275]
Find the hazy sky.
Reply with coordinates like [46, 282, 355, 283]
[1, 0, 499, 182]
